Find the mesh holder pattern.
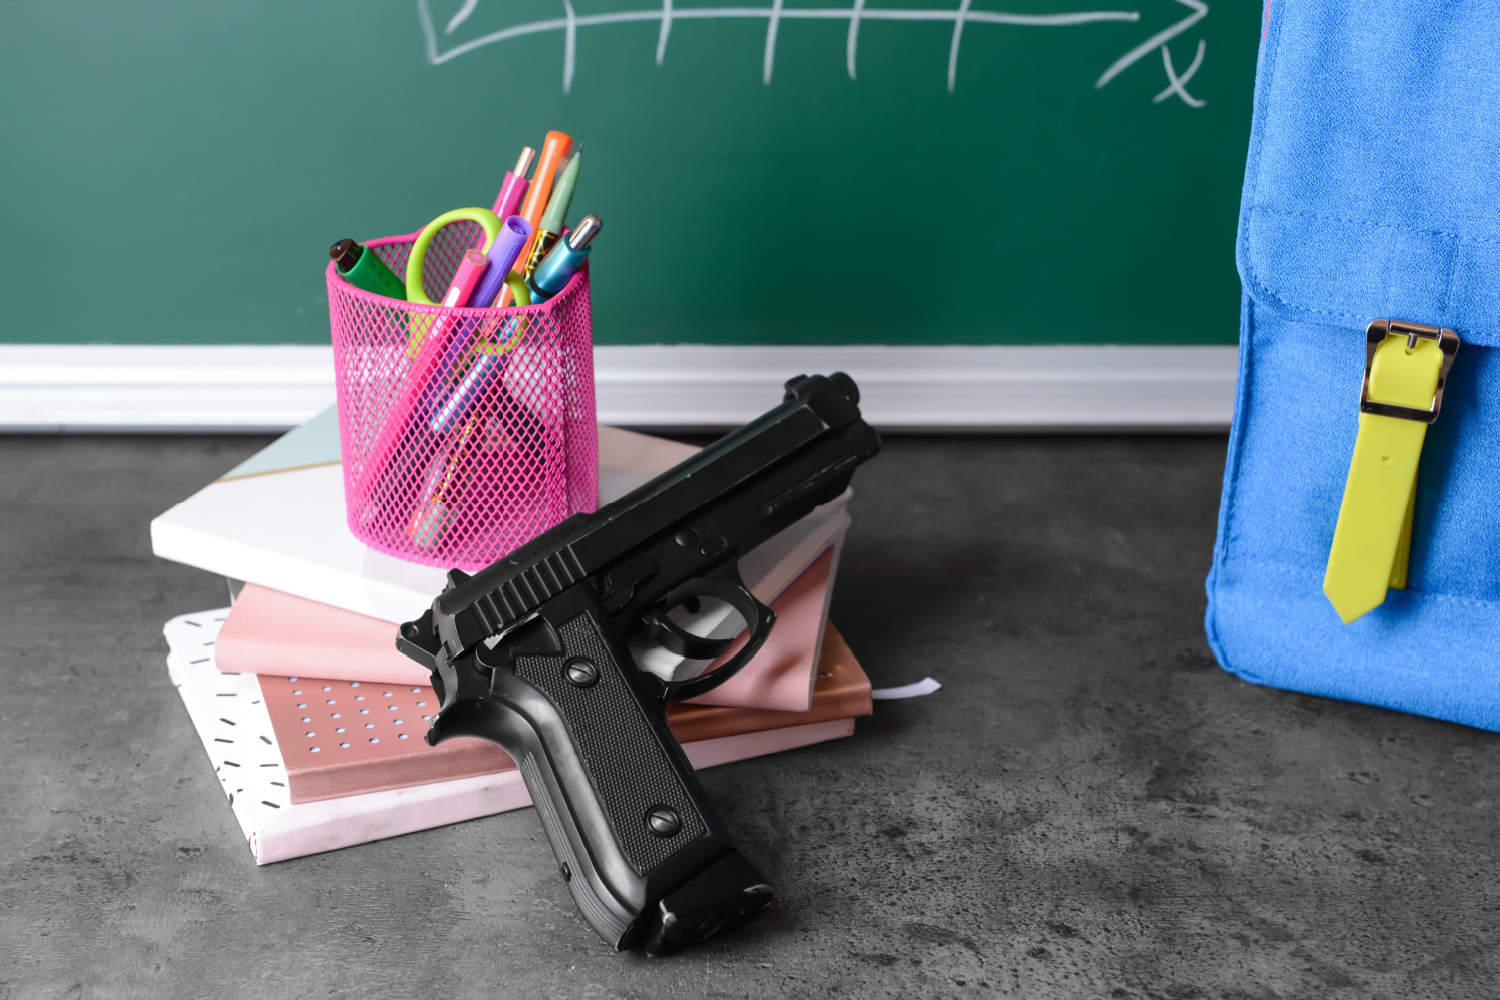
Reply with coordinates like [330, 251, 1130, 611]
[326, 222, 598, 572]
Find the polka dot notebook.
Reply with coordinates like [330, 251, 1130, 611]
[164, 609, 870, 864]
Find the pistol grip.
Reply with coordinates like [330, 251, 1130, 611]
[454, 586, 772, 953]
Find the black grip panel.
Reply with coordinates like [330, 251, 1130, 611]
[513, 611, 708, 876]
[446, 584, 770, 953]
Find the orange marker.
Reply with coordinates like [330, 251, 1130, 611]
[498, 130, 572, 306]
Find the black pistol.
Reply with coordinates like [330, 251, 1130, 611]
[396, 373, 880, 954]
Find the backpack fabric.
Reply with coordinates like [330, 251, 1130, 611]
[1206, 0, 1500, 730]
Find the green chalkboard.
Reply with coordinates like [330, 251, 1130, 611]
[0, 0, 1259, 346]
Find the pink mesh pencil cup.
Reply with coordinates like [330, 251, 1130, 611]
[326, 221, 597, 571]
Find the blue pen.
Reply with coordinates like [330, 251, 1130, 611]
[430, 348, 506, 434]
[528, 215, 601, 302]
[426, 275, 532, 434]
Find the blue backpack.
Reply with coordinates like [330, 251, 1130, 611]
[1206, 0, 1500, 730]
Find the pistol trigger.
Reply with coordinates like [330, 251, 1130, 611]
[638, 607, 737, 661]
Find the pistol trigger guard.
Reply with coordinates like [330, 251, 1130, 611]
[656, 576, 777, 703]
[638, 610, 736, 661]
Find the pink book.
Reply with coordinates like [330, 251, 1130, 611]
[217, 547, 837, 714]
[259, 622, 872, 804]
[217, 583, 426, 685]
[163, 611, 868, 865]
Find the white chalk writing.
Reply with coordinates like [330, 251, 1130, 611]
[420, 0, 1208, 104]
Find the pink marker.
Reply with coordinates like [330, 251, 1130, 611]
[491, 146, 536, 220]
[353, 246, 489, 506]
[442, 249, 489, 308]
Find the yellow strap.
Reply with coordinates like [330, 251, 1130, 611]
[1322, 334, 1443, 623]
[1389, 478, 1415, 590]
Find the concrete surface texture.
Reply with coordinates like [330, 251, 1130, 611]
[1, 433, 1497, 999]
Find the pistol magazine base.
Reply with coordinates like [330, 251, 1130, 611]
[639, 852, 774, 956]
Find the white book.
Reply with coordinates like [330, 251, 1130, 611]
[150, 408, 850, 675]
[163, 611, 855, 865]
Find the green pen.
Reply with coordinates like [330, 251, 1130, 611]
[522, 149, 581, 279]
[329, 239, 406, 300]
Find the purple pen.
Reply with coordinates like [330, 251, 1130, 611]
[421, 215, 532, 420]
[469, 215, 532, 309]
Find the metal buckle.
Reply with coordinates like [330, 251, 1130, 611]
[1358, 319, 1461, 424]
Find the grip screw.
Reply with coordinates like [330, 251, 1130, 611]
[647, 806, 681, 837]
[564, 658, 599, 687]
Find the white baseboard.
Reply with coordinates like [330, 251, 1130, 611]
[0, 344, 1238, 433]
[594, 345, 1237, 431]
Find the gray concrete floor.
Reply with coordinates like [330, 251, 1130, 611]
[2, 434, 1497, 999]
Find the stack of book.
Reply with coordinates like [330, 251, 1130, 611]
[153, 410, 873, 864]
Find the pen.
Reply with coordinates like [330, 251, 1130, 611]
[522, 149, 580, 279]
[469, 215, 533, 310]
[434, 216, 532, 402]
[409, 352, 549, 549]
[412, 277, 539, 547]
[515, 132, 573, 256]
[491, 146, 536, 220]
[443, 249, 490, 308]
[360, 233, 495, 509]
[429, 343, 510, 435]
[408, 419, 478, 548]
[428, 271, 531, 429]
[354, 320, 458, 518]
[329, 239, 406, 300]
[496, 131, 573, 306]
[528, 215, 602, 302]
[420, 248, 489, 371]
[425, 251, 530, 434]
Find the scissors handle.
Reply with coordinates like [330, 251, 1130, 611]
[404, 207, 503, 305]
